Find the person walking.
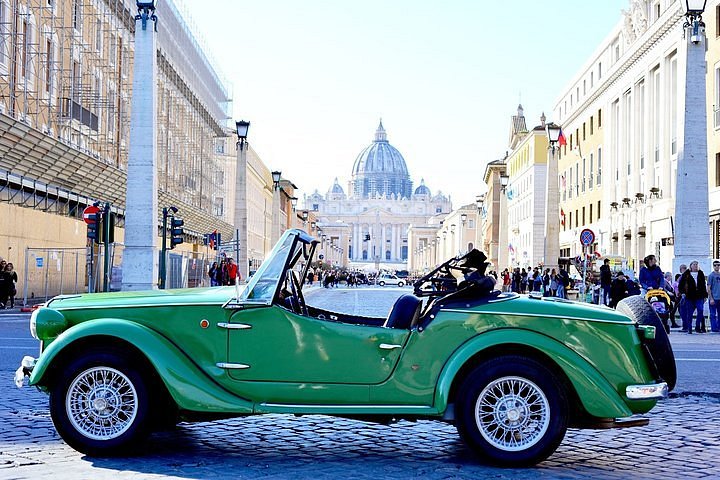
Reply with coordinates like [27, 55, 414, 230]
[225, 258, 238, 285]
[664, 271, 680, 328]
[678, 260, 708, 334]
[209, 262, 219, 287]
[557, 267, 569, 299]
[4, 263, 17, 309]
[549, 269, 558, 297]
[0, 260, 9, 308]
[707, 260, 720, 333]
[542, 268, 551, 297]
[600, 259, 612, 305]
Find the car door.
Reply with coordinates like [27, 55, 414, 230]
[224, 305, 409, 384]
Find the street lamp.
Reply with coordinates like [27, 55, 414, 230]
[460, 213, 467, 225]
[302, 210, 309, 222]
[290, 196, 298, 210]
[271, 170, 281, 190]
[500, 173, 509, 191]
[684, 1, 707, 43]
[235, 120, 250, 148]
[544, 122, 562, 272]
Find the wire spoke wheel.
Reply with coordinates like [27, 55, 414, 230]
[474, 376, 550, 452]
[66, 366, 138, 441]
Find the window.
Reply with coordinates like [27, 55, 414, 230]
[717, 5, 720, 37]
[569, 211, 573, 229]
[107, 85, 116, 135]
[670, 54, 678, 154]
[313, 204, 319, 211]
[95, 18, 102, 52]
[598, 108, 602, 127]
[21, 18, 28, 78]
[109, 35, 117, 66]
[575, 209, 579, 228]
[582, 158, 586, 192]
[72, 0, 81, 32]
[45, 39, 53, 93]
[582, 207, 586, 226]
[590, 116, 594, 135]
[591, 71, 594, 88]
[716, 153, 720, 187]
[597, 147, 602, 185]
[597, 201, 601, 220]
[590, 203, 593, 224]
[598, 62, 603, 79]
[583, 80, 587, 95]
[583, 122, 586, 140]
[72, 61, 81, 101]
[589, 153, 594, 189]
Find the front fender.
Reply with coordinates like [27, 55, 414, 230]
[434, 329, 633, 418]
[30, 318, 253, 414]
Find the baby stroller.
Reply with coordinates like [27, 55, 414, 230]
[646, 288, 672, 333]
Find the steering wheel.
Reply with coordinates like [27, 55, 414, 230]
[286, 270, 308, 316]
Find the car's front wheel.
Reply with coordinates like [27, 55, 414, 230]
[397, 281, 404, 287]
[49, 349, 151, 456]
[378, 281, 385, 286]
[456, 355, 569, 467]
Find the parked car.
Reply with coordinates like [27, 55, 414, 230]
[376, 274, 405, 287]
[15, 230, 674, 466]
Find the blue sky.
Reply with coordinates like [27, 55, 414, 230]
[182, 0, 629, 207]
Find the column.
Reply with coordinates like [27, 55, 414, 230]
[122, 6, 159, 291]
[544, 145, 560, 272]
[673, 21, 711, 272]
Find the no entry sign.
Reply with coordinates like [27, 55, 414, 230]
[83, 205, 100, 224]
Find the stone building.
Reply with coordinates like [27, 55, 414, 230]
[305, 121, 452, 270]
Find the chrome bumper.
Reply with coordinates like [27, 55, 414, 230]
[626, 382, 668, 400]
[14, 356, 36, 388]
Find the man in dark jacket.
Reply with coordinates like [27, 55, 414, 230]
[600, 259, 612, 305]
[609, 272, 629, 308]
[678, 260, 708, 333]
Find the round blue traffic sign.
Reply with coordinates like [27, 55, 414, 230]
[580, 228, 595, 246]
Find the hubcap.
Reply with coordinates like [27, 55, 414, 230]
[474, 376, 550, 452]
[66, 367, 138, 441]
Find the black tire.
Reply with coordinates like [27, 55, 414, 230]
[379, 281, 385, 286]
[616, 295, 677, 391]
[456, 355, 569, 467]
[397, 281, 404, 287]
[49, 349, 151, 456]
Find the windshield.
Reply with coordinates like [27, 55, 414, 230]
[238, 233, 295, 304]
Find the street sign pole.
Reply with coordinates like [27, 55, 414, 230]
[103, 202, 111, 292]
[579, 228, 595, 304]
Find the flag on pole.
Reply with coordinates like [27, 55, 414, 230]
[558, 129, 567, 147]
[209, 230, 217, 250]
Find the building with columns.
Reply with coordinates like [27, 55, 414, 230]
[305, 121, 452, 271]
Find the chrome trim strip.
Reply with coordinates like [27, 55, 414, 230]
[260, 403, 431, 410]
[216, 362, 251, 369]
[487, 293, 520, 303]
[379, 343, 403, 350]
[442, 309, 631, 325]
[56, 302, 223, 311]
[217, 323, 252, 330]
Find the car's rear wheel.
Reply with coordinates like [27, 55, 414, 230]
[397, 281, 404, 287]
[456, 355, 568, 467]
[49, 350, 151, 456]
[379, 281, 385, 286]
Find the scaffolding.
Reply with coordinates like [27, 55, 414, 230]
[0, 0, 233, 223]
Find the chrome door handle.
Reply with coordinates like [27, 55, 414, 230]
[379, 343, 403, 350]
[217, 322, 252, 330]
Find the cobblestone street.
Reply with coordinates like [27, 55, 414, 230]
[1, 287, 719, 479]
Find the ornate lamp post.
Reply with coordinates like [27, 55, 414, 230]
[674, 0, 711, 272]
[271, 170, 282, 245]
[232, 120, 251, 282]
[544, 122, 562, 272]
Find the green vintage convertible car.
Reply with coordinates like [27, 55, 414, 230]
[15, 229, 675, 466]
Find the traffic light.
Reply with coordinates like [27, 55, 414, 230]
[170, 216, 184, 249]
[87, 213, 101, 243]
[99, 212, 115, 243]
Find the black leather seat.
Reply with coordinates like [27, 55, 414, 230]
[384, 294, 422, 329]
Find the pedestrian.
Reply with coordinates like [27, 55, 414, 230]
[639, 255, 664, 294]
[600, 259, 612, 305]
[609, 272, 629, 308]
[209, 262, 219, 287]
[511, 268, 521, 293]
[502, 269, 511, 292]
[4, 263, 17, 309]
[532, 268, 542, 292]
[0, 259, 9, 308]
[520, 268, 528, 294]
[225, 258, 238, 285]
[678, 260, 708, 334]
[557, 266, 569, 299]
[664, 272, 680, 328]
[542, 268, 551, 297]
[707, 260, 720, 333]
[307, 270, 314, 286]
[549, 268, 558, 297]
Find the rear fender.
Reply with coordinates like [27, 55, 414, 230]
[434, 329, 633, 418]
[30, 318, 253, 414]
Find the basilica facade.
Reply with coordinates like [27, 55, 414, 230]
[304, 121, 452, 270]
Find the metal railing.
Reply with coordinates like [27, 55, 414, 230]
[21, 245, 210, 305]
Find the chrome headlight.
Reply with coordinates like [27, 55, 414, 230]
[29, 309, 39, 339]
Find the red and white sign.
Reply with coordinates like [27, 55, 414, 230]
[83, 205, 100, 224]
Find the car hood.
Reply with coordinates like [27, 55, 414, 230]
[46, 286, 237, 310]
